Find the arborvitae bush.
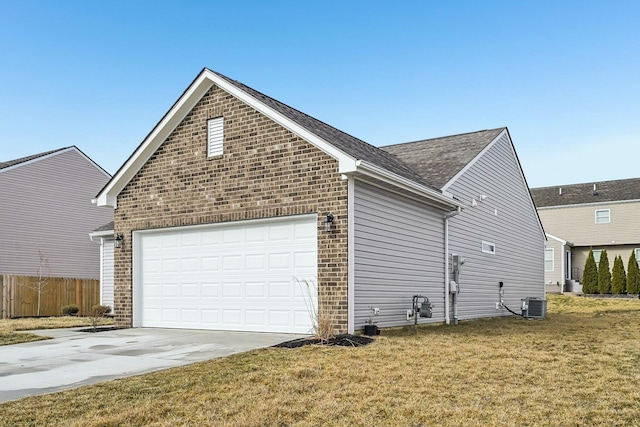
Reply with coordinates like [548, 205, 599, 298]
[611, 255, 627, 294]
[627, 251, 640, 295]
[582, 249, 598, 294]
[598, 249, 612, 294]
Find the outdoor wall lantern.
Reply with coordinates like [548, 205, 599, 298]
[114, 233, 124, 248]
[323, 213, 334, 233]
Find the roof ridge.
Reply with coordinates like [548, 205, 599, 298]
[531, 176, 640, 190]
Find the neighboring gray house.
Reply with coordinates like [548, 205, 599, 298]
[95, 68, 545, 334]
[89, 221, 115, 310]
[531, 178, 640, 293]
[0, 147, 113, 280]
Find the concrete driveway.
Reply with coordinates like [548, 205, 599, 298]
[0, 327, 303, 403]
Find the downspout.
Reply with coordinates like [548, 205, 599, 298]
[444, 207, 462, 325]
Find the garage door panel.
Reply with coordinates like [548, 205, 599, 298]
[223, 310, 242, 325]
[245, 282, 266, 298]
[162, 284, 179, 297]
[181, 283, 200, 297]
[269, 253, 290, 269]
[137, 215, 317, 333]
[180, 232, 201, 247]
[245, 310, 266, 326]
[269, 311, 291, 327]
[222, 255, 242, 271]
[201, 257, 219, 271]
[161, 234, 180, 248]
[181, 309, 199, 323]
[201, 283, 219, 296]
[181, 257, 200, 272]
[162, 259, 179, 273]
[269, 224, 291, 241]
[295, 251, 316, 269]
[245, 254, 266, 271]
[246, 227, 267, 243]
[223, 228, 243, 244]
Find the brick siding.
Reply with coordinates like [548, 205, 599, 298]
[113, 84, 349, 332]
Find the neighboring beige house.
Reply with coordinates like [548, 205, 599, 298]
[531, 178, 640, 293]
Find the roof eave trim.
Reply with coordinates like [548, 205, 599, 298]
[89, 229, 115, 239]
[545, 233, 572, 246]
[95, 69, 356, 207]
[353, 160, 463, 211]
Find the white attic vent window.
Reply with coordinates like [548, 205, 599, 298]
[207, 117, 224, 157]
[482, 241, 496, 254]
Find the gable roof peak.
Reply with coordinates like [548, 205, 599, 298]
[380, 127, 506, 189]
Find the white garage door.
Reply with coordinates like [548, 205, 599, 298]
[134, 215, 318, 333]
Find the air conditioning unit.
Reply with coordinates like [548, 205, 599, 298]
[521, 297, 547, 319]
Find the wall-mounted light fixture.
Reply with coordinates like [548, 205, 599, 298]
[323, 213, 334, 233]
[114, 233, 124, 248]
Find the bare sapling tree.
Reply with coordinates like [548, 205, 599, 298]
[22, 249, 52, 316]
[89, 304, 112, 331]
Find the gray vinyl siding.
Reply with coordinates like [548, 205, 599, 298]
[354, 179, 446, 329]
[101, 239, 115, 310]
[0, 148, 113, 279]
[446, 133, 545, 319]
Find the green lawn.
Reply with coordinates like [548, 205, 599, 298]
[2, 295, 640, 426]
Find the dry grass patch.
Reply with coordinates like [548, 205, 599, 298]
[2, 295, 640, 426]
[0, 316, 114, 346]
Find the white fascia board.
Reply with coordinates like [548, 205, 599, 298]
[95, 74, 215, 207]
[89, 229, 115, 240]
[441, 128, 508, 192]
[545, 233, 566, 245]
[354, 160, 463, 211]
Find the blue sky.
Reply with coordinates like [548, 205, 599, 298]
[1, 0, 638, 188]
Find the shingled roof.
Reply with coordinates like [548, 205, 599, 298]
[92, 221, 115, 232]
[209, 69, 434, 190]
[0, 147, 69, 170]
[531, 177, 640, 208]
[380, 128, 505, 189]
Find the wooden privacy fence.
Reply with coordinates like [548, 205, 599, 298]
[1, 275, 100, 318]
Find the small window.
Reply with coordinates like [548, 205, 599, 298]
[545, 249, 554, 272]
[635, 248, 640, 263]
[482, 241, 496, 254]
[592, 249, 602, 264]
[595, 209, 610, 224]
[207, 117, 224, 157]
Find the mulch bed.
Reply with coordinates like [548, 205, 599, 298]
[273, 334, 374, 349]
[78, 326, 121, 333]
